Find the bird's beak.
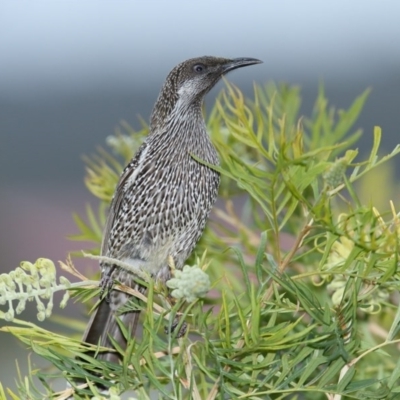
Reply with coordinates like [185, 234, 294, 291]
[222, 57, 263, 73]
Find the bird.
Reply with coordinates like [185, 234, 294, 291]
[81, 56, 262, 364]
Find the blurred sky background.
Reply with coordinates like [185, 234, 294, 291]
[1, 0, 400, 393]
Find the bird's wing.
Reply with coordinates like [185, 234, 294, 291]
[82, 143, 150, 359]
[100, 142, 148, 258]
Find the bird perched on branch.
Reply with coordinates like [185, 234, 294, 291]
[82, 56, 262, 363]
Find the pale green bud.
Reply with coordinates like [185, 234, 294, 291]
[4, 309, 14, 321]
[16, 300, 26, 314]
[3, 273, 16, 291]
[45, 300, 53, 318]
[36, 258, 56, 273]
[60, 292, 70, 308]
[37, 311, 45, 321]
[323, 158, 347, 188]
[59, 276, 71, 287]
[167, 265, 210, 303]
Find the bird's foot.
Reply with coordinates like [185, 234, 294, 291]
[164, 317, 187, 338]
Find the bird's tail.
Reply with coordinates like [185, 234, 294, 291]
[82, 288, 142, 363]
[63, 288, 144, 398]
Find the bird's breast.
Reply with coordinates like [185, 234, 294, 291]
[107, 132, 220, 276]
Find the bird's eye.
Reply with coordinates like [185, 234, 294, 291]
[193, 64, 206, 73]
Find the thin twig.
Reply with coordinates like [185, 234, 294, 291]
[279, 218, 313, 273]
[82, 252, 151, 282]
[262, 219, 313, 304]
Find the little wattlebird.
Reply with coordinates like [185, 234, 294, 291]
[81, 56, 262, 365]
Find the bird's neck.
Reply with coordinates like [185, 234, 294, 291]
[149, 98, 217, 163]
[150, 90, 202, 127]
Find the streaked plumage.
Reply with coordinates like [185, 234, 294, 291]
[82, 56, 262, 363]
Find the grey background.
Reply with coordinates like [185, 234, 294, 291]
[1, 0, 399, 394]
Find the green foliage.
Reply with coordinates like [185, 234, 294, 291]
[2, 82, 400, 399]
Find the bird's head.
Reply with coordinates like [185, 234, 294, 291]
[150, 56, 262, 131]
[172, 56, 262, 103]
